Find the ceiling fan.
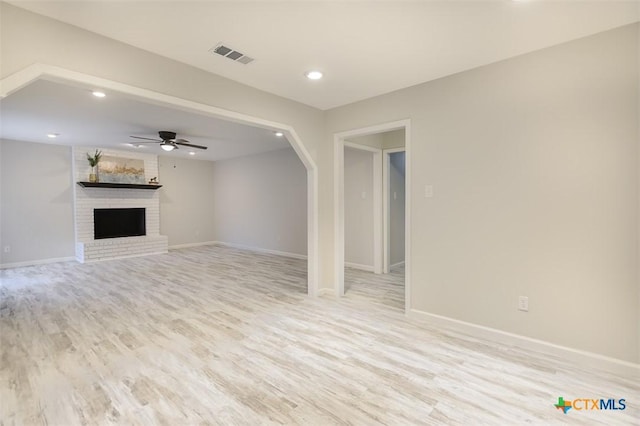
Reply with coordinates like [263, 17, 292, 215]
[130, 131, 208, 152]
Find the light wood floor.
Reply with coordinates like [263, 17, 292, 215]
[344, 265, 405, 310]
[1, 246, 638, 425]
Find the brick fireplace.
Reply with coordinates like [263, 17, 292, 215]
[72, 147, 168, 263]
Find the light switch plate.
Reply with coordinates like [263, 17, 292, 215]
[424, 185, 433, 198]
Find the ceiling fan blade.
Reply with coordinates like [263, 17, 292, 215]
[175, 141, 208, 150]
[130, 141, 158, 144]
[130, 136, 160, 141]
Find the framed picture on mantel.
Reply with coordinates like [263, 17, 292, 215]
[98, 156, 146, 184]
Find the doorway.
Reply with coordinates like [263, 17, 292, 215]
[343, 143, 382, 275]
[334, 120, 410, 311]
[383, 149, 406, 274]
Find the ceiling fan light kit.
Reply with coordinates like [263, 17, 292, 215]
[130, 130, 208, 152]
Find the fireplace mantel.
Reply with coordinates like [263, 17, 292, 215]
[77, 182, 162, 190]
[72, 147, 168, 263]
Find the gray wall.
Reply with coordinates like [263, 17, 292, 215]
[159, 156, 216, 247]
[389, 151, 405, 266]
[0, 141, 307, 263]
[327, 24, 640, 363]
[348, 129, 405, 150]
[383, 130, 405, 150]
[211, 147, 307, 256]
[344, 147, 374, 268]
[0, 139, 75, 266]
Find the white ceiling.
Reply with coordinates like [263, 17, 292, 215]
[9, 1, 640, 110]
[0, 79, 290, 161]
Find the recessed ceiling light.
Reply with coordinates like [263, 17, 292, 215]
[189, 152, 195, 156]
[274, 131, 284, 137]
[92, 91, 106, 98]
[47, 133, 58, 138]
[305, 71, 323, 80]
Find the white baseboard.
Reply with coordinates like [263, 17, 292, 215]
[169, 241, 218, 250]
[316, 288, 334, 297]
[80, 251, 168, 264]
[0, 256, 76, 269]
[213, 241, 307, 260]
[408, 309, 640, 378]
[345, 262, 375, 272]
[390, 261, 405, 269]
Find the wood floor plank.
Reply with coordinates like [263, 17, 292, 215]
[1, 246, 638, 425]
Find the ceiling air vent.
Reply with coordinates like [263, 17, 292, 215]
[210, 43, 254, 65]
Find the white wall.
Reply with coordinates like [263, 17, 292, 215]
[211, 147, 307, 256]
[389, 151, 405, 266]
[327, 24, 640, 363]
[159, 156, 216, 247]
[0, 139, 75, 267]
[344, 147, 374, 268]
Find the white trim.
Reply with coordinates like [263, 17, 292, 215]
[344, 141, 381, 153]
[316, 288, 334, 296]
[404, 122, 412, 313]
[0, 256, 76, 269]
[383, 147, 407, 154]
[334, 137, 345, 296]
[390, 261, 405, 269]
[213, 241, 307, 260]
[169, 241, 218, 250]
[408, 309, 640, 378]
[81, 251, 168, 264]
[372, 150, 383, 274]
[336, 120, 409, 140]
[383, 147, 406, 274]
[345, 262, 375, 272]
[334, 119, 411, 310]
[0, 64, 319, 297]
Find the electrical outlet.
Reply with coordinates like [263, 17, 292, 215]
[518, 296, 529, 312]
[3, 246, 9, 253]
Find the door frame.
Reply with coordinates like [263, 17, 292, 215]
[383, 147, 406, 274]
[334, 119, 411, 312]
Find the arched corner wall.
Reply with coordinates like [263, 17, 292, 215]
[0, 64, 319, 296]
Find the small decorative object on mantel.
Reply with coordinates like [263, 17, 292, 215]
[86, 149, 103, 183]
[148, 177, 159, 185]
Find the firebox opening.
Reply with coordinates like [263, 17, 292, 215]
[94, 208, 146, 240]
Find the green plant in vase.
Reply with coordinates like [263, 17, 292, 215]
[86, 149, 103, 182]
